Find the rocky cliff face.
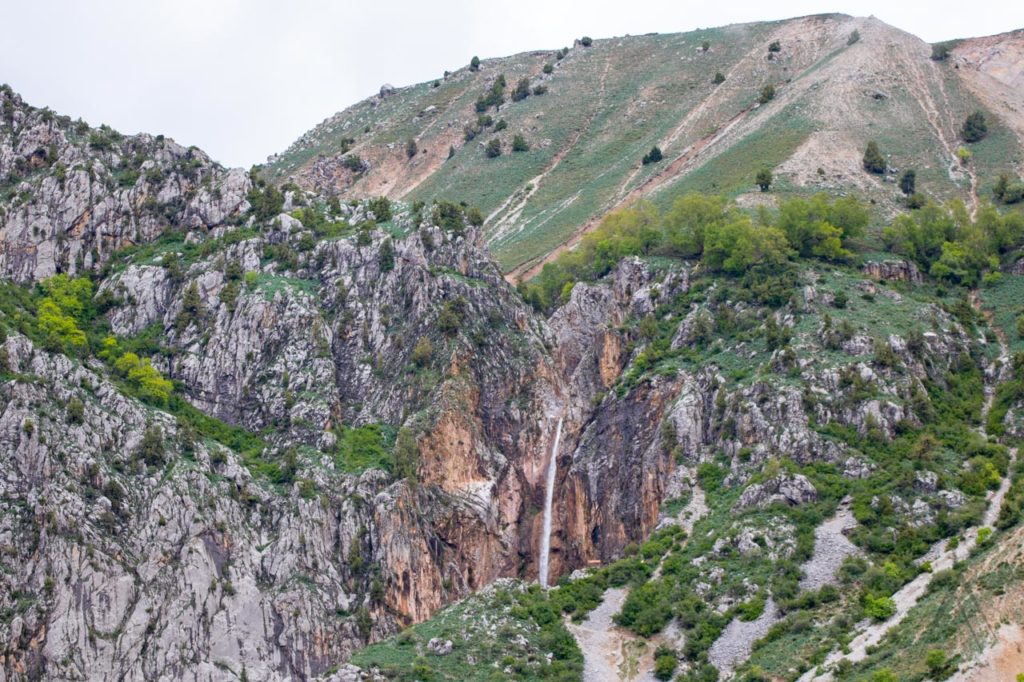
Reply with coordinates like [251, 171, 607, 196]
[0, 85, 250, 283]
[1, 81, 1013, 682]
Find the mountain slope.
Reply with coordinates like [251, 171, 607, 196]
[263, 15, 1024, 276]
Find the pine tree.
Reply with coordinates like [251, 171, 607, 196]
[863, 141, 886, 174]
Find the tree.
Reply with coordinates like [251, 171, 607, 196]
[703, 216, 792, 275]
[469, 56, 480, 71]
[863, 140, 886, 174]
[756, 168, 773, 192]
[931, 42, 952, 61]
[768, 40, 781, 52]
[758, 84, 775, 104]
[701, 40, 710, 52]
[511, 77, 531, 102]
[405, 138, 417, 159]
[512, 134, 529, 152]
[114, 352, 173, 405]
[543, 63, 554, 74]
[848, 29, 861, 45]
[899, 169, 916, 196]
[713, 72, 726, 85]
[485, 138, 501, 158]
[379, 238, 394, 272]
[580, 36, 593, 47]
[962, 111, 988, 142]
[642, 146, 663, 165]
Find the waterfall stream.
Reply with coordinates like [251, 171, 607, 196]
[538, 417, 563, 588]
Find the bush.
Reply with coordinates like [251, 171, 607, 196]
[512, 77, 531, 102]
[512, 134, 529, 152]
[532, 85, 548, 96]
[848, 29, 861, 45]
[405, 138, 417, 159]
[642, 146, 663, 165]
[653, 650, 677, 680]
[114, 352, 173, 405]
[411, 336, 432, 367]
[580, 36, 593, 47]
[543, 63, 554, 74]
[899, 169, 916, 196]
[713, 71, 726, 85]
[931, 42, 953, 60]
[469, 56, 480, 71]
[138, 425, 165, 466]
[67, 398, 85, 424]
[863, 140, 886, 174]
[758, 84, 775, 104]
[961, 111, 988, 142]
[768, 40, 781, 52]
[756, 168, 772, 192]
[863, 593, 896, 620]
[485, 139, 502, 158]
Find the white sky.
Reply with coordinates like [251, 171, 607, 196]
[2, 1, 1021, 168]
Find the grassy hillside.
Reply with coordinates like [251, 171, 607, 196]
[263, 15, 1024, 275]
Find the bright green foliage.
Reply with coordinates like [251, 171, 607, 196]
[883, 200, 1024, 285]
[774, 194, 866, 262]
[37, 275, 92, 353]
[113, 352, 173, 405]
[38, 299, 87, 352]
[704, 215, 791, 274]
[864, 593, 897, 620]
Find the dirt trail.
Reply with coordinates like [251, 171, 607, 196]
[568, 474, 708, 681]
[799, 322, 1014, 681]
[898, 42, 979, 214]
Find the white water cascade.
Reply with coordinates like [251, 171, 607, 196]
[538, 417, 563, 588]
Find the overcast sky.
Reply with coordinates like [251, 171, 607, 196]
[3, 1, 1021, 168]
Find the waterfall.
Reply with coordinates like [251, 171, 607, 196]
[538, 417, 563, 589]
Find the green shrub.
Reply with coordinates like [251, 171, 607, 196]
[642, 146, 663, 165]
[512, 134, 529, 152]
[756, 167, 772, 192]
[405, 138, 417, 159]
[138, 425, 165, 466]
[848, 29, 861, 45]
[713, 71, 726, 85]
[543, 63, 554, 74]
[962, 111, 988, 142]
[512, 77, 531, 102]
[758, 84, 775, 104]
[863, 140, 886, 174]
[580, 36, 593, 47]
[863, 593, 896, 620]
[469, 56, 480, 71]
[411, 336, 432, 367]
[485, 139, 502, 158]
[768, 41, 781, 52]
